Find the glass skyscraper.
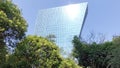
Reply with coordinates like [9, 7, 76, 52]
[35, 2, 88, 56]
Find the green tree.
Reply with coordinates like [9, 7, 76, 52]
[8, 35, 62, 68]
[72, 36, 113, 68]
[88, 42, 113, 68]
[0, 0, 27, 67]
[0, 0, 27, 47]
[72, 36, 90, 68]
[108, 36, 120, 68]
[59, 58, 81, 68]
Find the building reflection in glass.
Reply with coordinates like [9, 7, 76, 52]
[35, 2, 88, 57]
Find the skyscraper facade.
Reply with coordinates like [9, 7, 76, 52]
[35, 2, 88, 56]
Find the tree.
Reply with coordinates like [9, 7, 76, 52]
[0, 0, 27, 67]
[8, 35, 62, 68]
[0, 0, 27, 48]
[72, 36, 90, 68]
[108, 36, 120, 68]
[72, 36, 113, 68]
[59, 58, 81, 68]
[88, 42, 113, 68]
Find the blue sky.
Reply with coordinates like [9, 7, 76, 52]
[12, 0, 120, 41]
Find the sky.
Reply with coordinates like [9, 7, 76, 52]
[12, 0, 120, 41]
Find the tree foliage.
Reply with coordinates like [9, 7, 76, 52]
[59, 58, 81, 68]
[108, 36, 120, 68]
[0, 0, 27, 47]
[0, 0, 27, 67]
[6, 35, 62, 68]
[72, 36, 113, 68]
